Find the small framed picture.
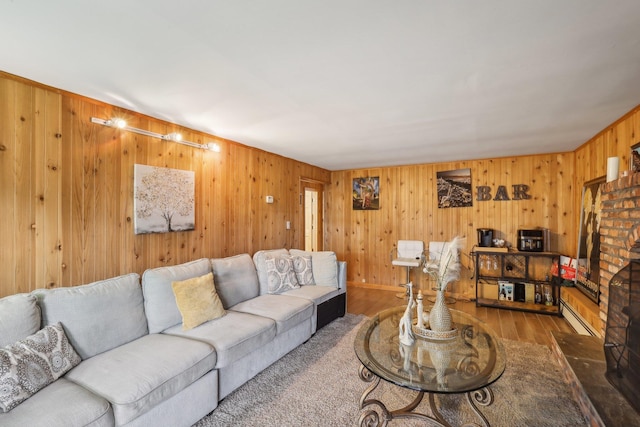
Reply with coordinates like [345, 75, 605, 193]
[436, 168, 472, 208]
[631, 142, 640, 172]
[352, 176, 380, 210]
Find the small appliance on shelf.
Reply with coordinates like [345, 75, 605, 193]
[517, 229, 544, 252]
[474, 228, 508, 253]
[477, 228, 493, 247]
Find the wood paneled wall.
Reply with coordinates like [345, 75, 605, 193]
[574, 105, 640, 208]
[0, 73, 330, 297]
[325, 155, 576, 297]
[324, 104, 640, 298]
[2, 69, 638, 301]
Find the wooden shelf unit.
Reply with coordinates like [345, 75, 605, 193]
[473, 249, 562, 316]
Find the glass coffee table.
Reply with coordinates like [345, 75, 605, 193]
[354, 306, 506, 427]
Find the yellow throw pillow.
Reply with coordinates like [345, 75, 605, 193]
[172, 272, 226, 330]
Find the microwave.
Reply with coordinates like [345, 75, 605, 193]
[518, 229, 544, 252]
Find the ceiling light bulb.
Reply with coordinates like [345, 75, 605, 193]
[107, 118, 127, 128]
[163, 132, 182, 142]
[206, 142, 221, 152]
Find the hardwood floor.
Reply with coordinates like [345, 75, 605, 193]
[346, 284, 576, 348]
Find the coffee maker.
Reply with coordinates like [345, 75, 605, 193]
[477, 228, 493, 247]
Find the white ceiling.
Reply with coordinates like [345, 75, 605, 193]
[2, 1, 640, 170]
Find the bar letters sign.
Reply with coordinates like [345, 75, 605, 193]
[476, 184, 531, 201]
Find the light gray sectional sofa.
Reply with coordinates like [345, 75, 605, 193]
[0, 249, 346, 427]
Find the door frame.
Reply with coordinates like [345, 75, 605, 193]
[299, 178, 325, 252]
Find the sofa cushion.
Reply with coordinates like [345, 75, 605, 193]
[211, 254, 260, 308]
[172, 272, 226, 330]
[282, 285, 342, 306]
[65, 333, 215, 426]
[292, 254, 315, 285]
[252, 249, 290, 294]
[142, 258, 212, 334]
[0, 323, 81, 412]
[264, 255, 300, 294]
[0, 294, 40, 348]
[0, 377, 113, 427]
[289, 249, 338, 287]
[163, 311, 275, 369]
[230, 294, 313, 335]
[33, 273, 147, 359]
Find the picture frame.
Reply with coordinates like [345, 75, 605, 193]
[436, 168, 472, 208]
[575, 175, 605, 302]
[631, 142, 640, 172]
[352, 176, 380, 210]
[134, 164, 195, 234]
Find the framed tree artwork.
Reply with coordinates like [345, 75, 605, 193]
[134, 164, 195, 234]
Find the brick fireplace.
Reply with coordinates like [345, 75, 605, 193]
[599, 172, 640, 335]
[549, 172, 640, 426]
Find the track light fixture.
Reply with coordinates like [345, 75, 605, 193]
[90, 117, 221, 152]
[162, 132, 183, 142]
[105, 118, 127, 129]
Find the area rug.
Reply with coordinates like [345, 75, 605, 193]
[193, 314, 587, 426]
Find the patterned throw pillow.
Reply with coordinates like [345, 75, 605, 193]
[0, 322, 81, 412]
[265, 255, 300, 294]
[292, 255, 315, 285]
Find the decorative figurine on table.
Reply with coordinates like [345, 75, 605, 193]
[416, 291, 424, 328]
[416, 291, 431, 328]
[398, 281, 415, 346]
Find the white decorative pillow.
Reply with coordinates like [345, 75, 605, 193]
[290, 249, 339, 287]
[292, 255, 315, 285]
[265, 255, 300, 294]
[0, 322, 81, 412]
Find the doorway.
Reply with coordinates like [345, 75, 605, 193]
[301, 180, 324, 252]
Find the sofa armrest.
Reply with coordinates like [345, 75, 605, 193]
[337, 261, 347, 291]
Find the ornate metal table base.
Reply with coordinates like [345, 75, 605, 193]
[358, 364, 494, 427]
